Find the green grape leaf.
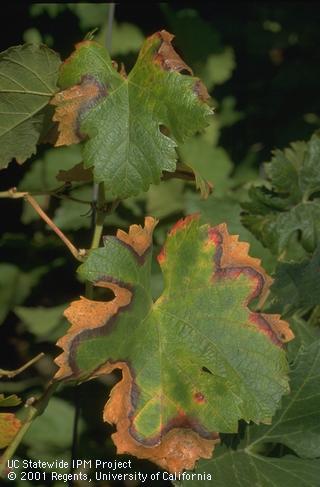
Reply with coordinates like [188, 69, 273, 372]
[23, 397, 84, 466]
[185, 193, 275, 272]
[242, 132, 320, 256]
[286, 315, 320, 361]
[146, 180, 185, 219]
[202, 47, 236, 90]
[0, 263, 46, 325]
[0, 394, 22, 408]
[23, 397, 84, 458]
[267, 246, 320, 316]
[51, 31, 212, 199]
[0, 44, 61, 168]
[54, 215, 293, 472]
[14, 304, 68, 341]
[179, 340, 320, 486]
[18, 145, 82, 224]
[19, 146, 82, 192]
[179, 140, 233, 196]
[95, 21, 144, 56]
[52, 186, 92, 231]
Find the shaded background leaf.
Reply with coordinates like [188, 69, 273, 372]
[0, 44, 60, 168]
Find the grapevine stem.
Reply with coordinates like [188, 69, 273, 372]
[0, 353, 44, 379]
[0, 185, 92, 205]
[0, 381, 60, 477]
[25, 194, 86, 261]
[0, 187, 86, 261]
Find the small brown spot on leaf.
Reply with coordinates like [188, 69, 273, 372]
[194, 392, 206, 404]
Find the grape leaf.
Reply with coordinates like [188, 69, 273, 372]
[51, 31, 212, 199]
[23, 397, 84, 456]
[267, 246, 320, 317]
[184, 193, 275, 272]
[96, 21, 144, 56]
[0, 44, 61, 168]
[286, 315, 320, 362]
[0, 263, 46, 325]
[14, 304, 68, 341]
[146, 180, 185, 219]
[179, 140, 233, 196]
[0, 395, 22, 449]
[242, 133, 320, 256]
[202, 47, 236, 90]
[0, 394, 21, 408]
[55, 215, 293, 471]
[19, 146, 82, 192]
[0, 413, 21, 449]
[178, 339, 320, 486]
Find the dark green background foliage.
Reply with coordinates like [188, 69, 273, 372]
[1, 3, 320, 486]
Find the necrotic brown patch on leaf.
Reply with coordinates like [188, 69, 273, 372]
[54, 218, 157, 380]
[54, 216, 293, 471]
[153, 30, 193, 75]
[0, 413, 21, 448]
[54, 281, 132, 380]
[130, 407, 216, 447]
[95, 362, 219, 473]
[116, 216, 158, 257]
[208, 224, 293, 346]
[51, 74, 107, 147]
[194, 392, 206, 404]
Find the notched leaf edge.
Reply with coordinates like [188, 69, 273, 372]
[54, 215, 293, 472]
[158, 215, 294, 347]
[54, 217, 157, 381]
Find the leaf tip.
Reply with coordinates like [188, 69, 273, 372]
[169, 213, 200, 237]
[152, 29, 193, 75]
[116, 216, 158, 257]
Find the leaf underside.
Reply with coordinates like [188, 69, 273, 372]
[51, 31, 213, 199]
[54, 215, 293, 472]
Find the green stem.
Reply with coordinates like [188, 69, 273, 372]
[0, 353, 44, 379]
[86, 183, 106, 299]
[91, 183, 106, 249]
[0, 382, 60, 478]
